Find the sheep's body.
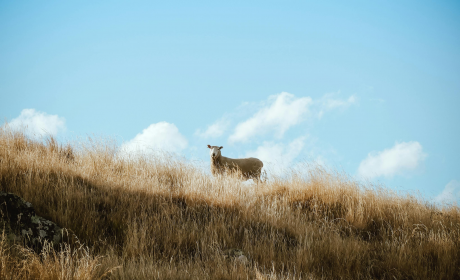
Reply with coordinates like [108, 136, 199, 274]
[208, 145, 263, 181]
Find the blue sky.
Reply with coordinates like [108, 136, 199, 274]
[1, 1, 459, 204]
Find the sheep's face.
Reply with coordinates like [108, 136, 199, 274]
[207, 145, 223, 159]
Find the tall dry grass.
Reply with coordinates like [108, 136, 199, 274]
[0, 127, 459, 279]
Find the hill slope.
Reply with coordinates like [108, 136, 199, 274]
[0, 129, 459, 279]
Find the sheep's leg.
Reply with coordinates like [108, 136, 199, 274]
[253, 173, 260, 192]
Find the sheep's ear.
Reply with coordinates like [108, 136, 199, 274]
[207, 145, 211, 149]
[219, 146, 223, 150]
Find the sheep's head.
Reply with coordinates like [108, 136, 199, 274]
[207, 145, 223, 159]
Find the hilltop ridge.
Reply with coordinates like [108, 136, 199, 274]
[0, 129, 459, 280]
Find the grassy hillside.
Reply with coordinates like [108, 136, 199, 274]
[0, 128, 459, 279]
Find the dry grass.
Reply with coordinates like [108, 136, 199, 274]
[0, 231, 115, 280]
[0, 128, 459, 279]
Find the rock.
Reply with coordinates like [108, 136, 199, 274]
[223, 248, 249, 265]
[0, 192, 62, 251]
[236, 254, 248, 264]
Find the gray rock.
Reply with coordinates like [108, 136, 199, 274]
[223, 248, 249, 265]
[0, 192, 62, 251]
[236, 254, 248, 264]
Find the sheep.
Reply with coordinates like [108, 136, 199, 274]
[207, 145, 263, 181]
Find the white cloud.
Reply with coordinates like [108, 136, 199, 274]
[229, 92, 312, 143]
[245, 137, 306, 175]
[313, 155, 327, 167]
[435, 180, 460, 205]
[317, 93, 357, 119]
[195, 118, 230, 139]
[120, 122, 187, 156]
[357, 141, 426, 179]
[194, 91, 356, 150]
[7, 109, 66, 137]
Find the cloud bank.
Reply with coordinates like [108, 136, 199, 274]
[7, 109, 66, 138]
[435, 180, 460, 205]
[195, 118, 230, 139]
[357, 141, 426, 179]
[317, 93, 357, 119]
[246, 137, 306, 175]
[229, 92, 312, 143]
[120, 122, 188, 156]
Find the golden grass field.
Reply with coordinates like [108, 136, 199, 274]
[0, 128, 459, 279]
